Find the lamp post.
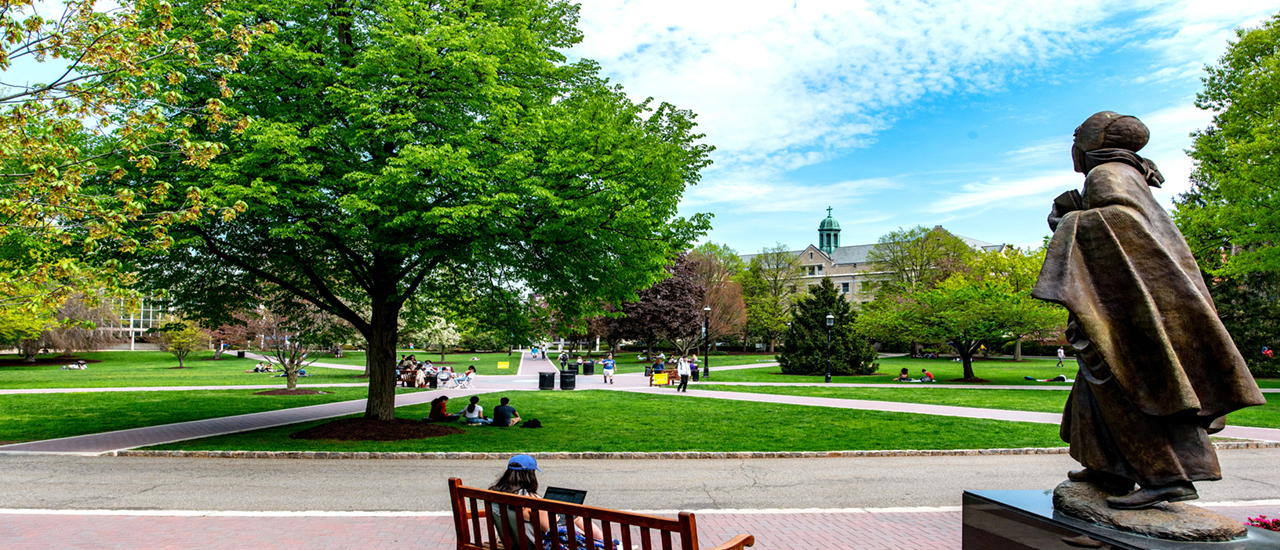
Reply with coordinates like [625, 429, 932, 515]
[825, 313, 835, 384]
[702, 305, 712, 379]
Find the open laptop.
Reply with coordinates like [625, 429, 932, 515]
[543, 486, 587, 505]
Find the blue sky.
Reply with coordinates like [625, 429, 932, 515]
[568, 1, 1278, 253]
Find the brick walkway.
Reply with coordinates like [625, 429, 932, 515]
[0, 505, 1271, 549]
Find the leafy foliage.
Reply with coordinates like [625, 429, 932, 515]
[135, 0, 712, 419]
[859, 274, 1065, 380]
[1175, 15, 1280, 277]
[0, 0, 270, 308]
[1205, 271, 1280, 377]
[739, 243, 803, 352]
[687, 243, 746, 353]
[779, 278, 877, 376]
[866, 225, 973, 295]
[152, 318, 210, 368]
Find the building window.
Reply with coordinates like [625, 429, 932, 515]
[816, 265, 823, 275]
[841, 282, 850, 293]
[809, 252, 814, 259]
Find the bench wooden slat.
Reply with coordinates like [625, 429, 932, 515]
[621, 523, 633, 550]
[641, 527, 653, 550]
[566, 514, 579, 550]
[661, 529, 673, 550]
[511, 503, 529, 550]
[457, 486, 680, 531]
[469, 498, 483, 548]
[484, 500, 499, 549]
[679, 512, 698, 550]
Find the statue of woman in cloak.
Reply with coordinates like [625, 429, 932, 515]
[1032, 112, 1265, 510]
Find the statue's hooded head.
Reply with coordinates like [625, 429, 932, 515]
[1071, 111, 1150, 173]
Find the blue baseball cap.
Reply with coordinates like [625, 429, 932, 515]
[507, 454, 540, 472]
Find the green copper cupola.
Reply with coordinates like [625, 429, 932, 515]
[818, 206, 841, 254]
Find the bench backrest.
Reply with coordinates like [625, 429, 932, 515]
[448, 477, 701, 550]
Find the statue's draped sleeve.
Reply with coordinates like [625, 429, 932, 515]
[1032, 163, 1264, 420]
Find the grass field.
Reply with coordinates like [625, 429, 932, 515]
[697, 385, 1280, 429]
[0, 387, 424, 443]
[142, 390, 1066, 453]
[710, 356, 1087, 386]
[311, 351, 527, 375]
[0, 351, 368, 389]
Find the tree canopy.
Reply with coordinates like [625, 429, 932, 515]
[135, 0, 712, 419]
[779, 278, 876, 377]
[866, 225, 972, 295]
[0, 0, 269, 309]
[1175, 15, 1280, 277]
[738, 243, 802, 352]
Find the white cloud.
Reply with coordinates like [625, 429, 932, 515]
[572, 0, 1114, 175]
[683, 175, 899, 213]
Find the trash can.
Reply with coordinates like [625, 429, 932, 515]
[644, 366, 653, 377]
[236, 351, 245, 359]
[583, 363, 595, 376]
[691, 369, 699, 382]
[559, 372, 576, 390]
[539, 372, 556, 390]
[568, 364, 579, 375]
[428, 375, 438, 389]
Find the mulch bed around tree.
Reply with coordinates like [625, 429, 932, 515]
[0, 357, 102, 367]
[290, 418, 465, 441]
[166, 366, 192, 369]
[254, 389, 331, 396]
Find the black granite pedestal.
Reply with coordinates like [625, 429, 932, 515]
[963, 490, 1280, 550]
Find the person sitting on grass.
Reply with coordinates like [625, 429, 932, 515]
[491, 397, 521, 427]
[487, 455, 618, 550]
[424, 395, 460, 422]
[895, 368, 912, 382]
[460, 396, 491, 425]
[918, 369, 935, 382]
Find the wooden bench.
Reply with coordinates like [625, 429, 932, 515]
[448, 478, 754, 550]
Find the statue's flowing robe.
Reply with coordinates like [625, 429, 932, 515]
[1033, 161, 1265, 488]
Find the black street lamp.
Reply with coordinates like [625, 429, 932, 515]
[825, 313, 835, 384]
[702, 305, 712, 379]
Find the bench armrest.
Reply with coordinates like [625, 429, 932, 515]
[702, 534, 754, 550]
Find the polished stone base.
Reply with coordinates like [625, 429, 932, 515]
[963, 490, 1280, 549]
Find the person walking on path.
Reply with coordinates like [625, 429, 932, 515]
[1056, 347, 1066, 368]
[558, 351, 568, 370]
[602, 354, 616, 384]
[676, 355, 691, 392]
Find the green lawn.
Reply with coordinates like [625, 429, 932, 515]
[143, 390, 1065, 453]
[709, 356, 1083, 386]
[697, 385, 1280, 429]
[0, 351, 367, 389]
[0, 387, 422, 443]
[311, 351, 525, 375]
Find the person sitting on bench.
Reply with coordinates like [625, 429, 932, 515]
[487, 455, 613, 549]
[491, 397, 521, 427]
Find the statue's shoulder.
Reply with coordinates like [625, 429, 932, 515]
[1086, 161, 1144, 182]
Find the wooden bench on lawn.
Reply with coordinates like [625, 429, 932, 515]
[448, 478, 754, 550]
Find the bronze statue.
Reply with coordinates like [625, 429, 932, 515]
[1033, 112, 1266, 510]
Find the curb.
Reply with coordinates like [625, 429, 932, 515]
[106, 441, 1280, 460]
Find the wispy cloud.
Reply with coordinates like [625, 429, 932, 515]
[684, 176, 900, 214]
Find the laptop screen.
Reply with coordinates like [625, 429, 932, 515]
[543, 486, 587, 505]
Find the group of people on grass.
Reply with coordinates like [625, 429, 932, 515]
[895, 368, 934, 383]
[426, 395, 521, 427]
[397, 355, 476, 388]
[61, 360, 88, 370]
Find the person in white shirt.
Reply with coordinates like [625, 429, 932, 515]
[676, 356, 692, 392]
[460, 395, 491, 425]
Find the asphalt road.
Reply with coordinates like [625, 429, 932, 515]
[3, 449, 1277, 512]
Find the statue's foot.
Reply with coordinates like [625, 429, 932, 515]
[1105, 482, 1197, 510]
[1067, 469, 1135, 492]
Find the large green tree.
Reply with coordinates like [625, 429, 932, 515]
[137, 0, 711, 419]
[858, 275, 1065, 381]
[1175, 14, 1280, 278]
[778, 277, 876, 377]
[738, 243, 802, 352]
[965, 245, 1050, 360]
[865, 225, 973, 295]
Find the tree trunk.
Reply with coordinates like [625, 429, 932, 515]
[768, 336, 775, 353]
[960, 346, 975, 380]
[286, 368, 299, 390]
[1013, 339, 1022, 362]
[364, 307, 401, 421]
[177, 351, 187, 368]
